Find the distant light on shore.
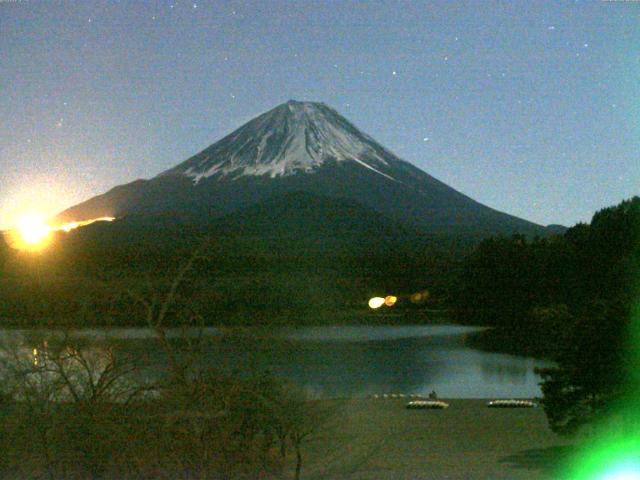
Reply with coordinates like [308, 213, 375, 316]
[368, 297, 386, 309]
[410, 290, 429, 303]
[369, 295, 398, 309]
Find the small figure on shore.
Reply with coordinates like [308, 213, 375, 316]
[428, 390, 438, 400]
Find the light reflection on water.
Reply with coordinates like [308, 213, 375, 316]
[0, 325, 553, 399]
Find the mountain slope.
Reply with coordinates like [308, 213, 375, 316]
[57, 100, 546, 236]
[212, 190, 412, 238]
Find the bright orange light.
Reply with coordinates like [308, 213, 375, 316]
[368, 297, 385, 309]
[384, 295, 398, 307]
[410, 290, 430, 303]
[5, 216, 115, 252]
[7, 216, 53, 251]
[17, 216, 51, 245]
[58, 217, 115, 232]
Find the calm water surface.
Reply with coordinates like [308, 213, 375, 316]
[1, 325, 552, 399]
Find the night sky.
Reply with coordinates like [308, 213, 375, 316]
[1, 0, 638, 229]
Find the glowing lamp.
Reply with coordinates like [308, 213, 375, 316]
[368, 297, 385, 309]
[410, 290, 430, 303]
[384, 295, 398, 307]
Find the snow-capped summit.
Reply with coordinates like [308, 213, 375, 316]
[159, 100, 397, 183]
[56, 101, 548, 236]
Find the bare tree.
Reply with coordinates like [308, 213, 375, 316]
[0, 246, 337, 479]
[0, 329, 144, 479]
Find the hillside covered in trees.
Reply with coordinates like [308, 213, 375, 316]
[453, 196, 639, 434]
[0, 197, 469, 328]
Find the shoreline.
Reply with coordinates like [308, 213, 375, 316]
[301, 398, 573, 480]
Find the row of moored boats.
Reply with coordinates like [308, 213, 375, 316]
[369, 395, 537, 410]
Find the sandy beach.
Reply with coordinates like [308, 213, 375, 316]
[298, 398, 575, 480]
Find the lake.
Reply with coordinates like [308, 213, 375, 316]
[0, 325, 553, 399]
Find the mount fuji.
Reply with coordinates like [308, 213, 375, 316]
[57, 100, 547, 236]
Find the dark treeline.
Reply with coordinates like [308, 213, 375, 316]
[453, 196, 639, 434]
[453, 196, 639, 357]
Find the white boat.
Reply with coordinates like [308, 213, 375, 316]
[486, 399, 536, 408]
[406, 400, 449, 409]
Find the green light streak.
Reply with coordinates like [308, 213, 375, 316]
[560, 432, 640, 480]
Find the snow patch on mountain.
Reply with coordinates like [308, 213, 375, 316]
[160, 101, 397, 184]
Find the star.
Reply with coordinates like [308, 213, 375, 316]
[392, 70, 397, 76]
[548, 25, 555, 31]
[193, 3, 197, 8]
[583, 43, 589, 48]
[423, 137, 429, 142]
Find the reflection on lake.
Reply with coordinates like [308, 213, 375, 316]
[0, 325, 552, 399]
